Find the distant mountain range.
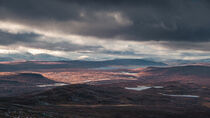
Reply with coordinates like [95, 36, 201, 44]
[164, 59, 210, 65]
[68, 59, 167, 67]
[0, 59, 166, 72]
[0, 57, 14, 61]
[1, 53, 210, 65]
[144, 58, 210, 65]
[0, 53, 69, 61]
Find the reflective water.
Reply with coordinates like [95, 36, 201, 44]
[160, 93, 199, 98]
[125, 86, 164, 91]
[37, 83, 68, 87]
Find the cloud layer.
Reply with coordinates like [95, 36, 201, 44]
[0, 0, 210, 60]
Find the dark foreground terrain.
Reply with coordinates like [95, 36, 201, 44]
[0, 82, 210, 118]
[0, 64, 210, 118]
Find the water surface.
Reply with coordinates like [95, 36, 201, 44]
[37, 83, 68, 87]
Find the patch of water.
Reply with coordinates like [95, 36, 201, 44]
[160, 93, 199, 98]
[125, 86, 151, 91]
[153, 86, 164, 89]
[120, 72, 138, 76]
[36, 83, 68, 87]
[125, 85, 164, 91]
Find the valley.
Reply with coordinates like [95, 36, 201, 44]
[0, 62, 210, 117]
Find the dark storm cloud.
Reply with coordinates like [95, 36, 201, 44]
[24, 41, 102, 52]
[0, 31, 39, 45]
[159, 41, 210, 51]
[0, 30, 101, 52]
[0, 0, 210, 49]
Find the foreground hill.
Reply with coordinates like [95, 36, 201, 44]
[1, 82, 210, 118]
[0, 73, 57, 97]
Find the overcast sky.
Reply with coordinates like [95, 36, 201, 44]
[0, 0, 210, 61]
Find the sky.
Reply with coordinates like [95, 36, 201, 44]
[0, 0, 210, 61]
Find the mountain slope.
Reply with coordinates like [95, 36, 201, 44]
[136, 65, 210, 85]
[0, 73, 56, 97]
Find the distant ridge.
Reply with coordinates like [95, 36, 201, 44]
[0, 59, 166, 72]
[0, 53, 69, 61]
